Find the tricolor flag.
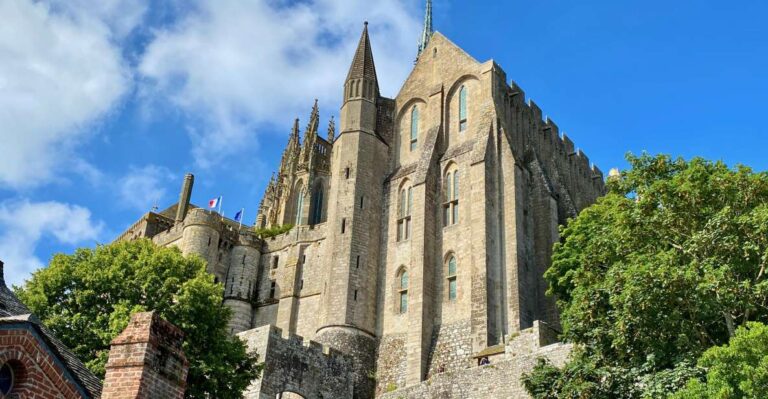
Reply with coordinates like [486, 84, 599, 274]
[208, 196, 221, 209]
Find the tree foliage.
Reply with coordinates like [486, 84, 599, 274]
[524, 153, 768, 398]
[253, 223, 294, 238]
[672, 322, 768, 399]
[15, 239, 261, 399]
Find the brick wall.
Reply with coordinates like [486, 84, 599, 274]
[102, 312, 188, 399]
[0, 327, 85, 399]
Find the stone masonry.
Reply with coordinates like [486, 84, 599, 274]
[115, 2, 605, 397]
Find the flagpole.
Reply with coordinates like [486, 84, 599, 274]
[238, 208, 244, 231]
[219, 196, 223, 220]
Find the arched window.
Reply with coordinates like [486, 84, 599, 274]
[410, 106, 419, 151]
[309, 182, 324, 224]
[0, 363, 14, 396]
[443, 167, 459, 226]
[459, 85, 468, 132]
[295, 189, 305, 225]
[397, 269, 409, 313]
[397, 183, 413, 241]
[447, 256, 457, 301]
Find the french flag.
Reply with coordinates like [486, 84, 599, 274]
[208, 196, 221, 209]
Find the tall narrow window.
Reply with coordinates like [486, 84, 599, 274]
[398, 270, 409, 313]
[269, 281, 276, 299]
[447, 256, 457, 301]
[443, 168, 460, 226]
[310, 185, 323, 224]
[272, 256, 279, 269]
[341, 218, 346, 234]
[410, 106, 419, 151]
[459, 86, 468, 132]
[295, 189, 305, 225]
[397, 185, 413, 241]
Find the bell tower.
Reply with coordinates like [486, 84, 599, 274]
[315, 22, 386, 399]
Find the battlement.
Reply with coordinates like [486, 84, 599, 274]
[238, 325, 355, 398]
[262, 325, 345, 360]
[500, 82, 606, 207]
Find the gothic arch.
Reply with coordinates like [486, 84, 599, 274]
[283, 179, 305, 226]
[445, 74, 480, 147]
[394, 265, 409, 314]
[309, 178, 327, 225]
[395, 97, 427, 166]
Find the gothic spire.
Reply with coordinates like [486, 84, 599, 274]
[327, 116, 335, 143]
[305, 99, 320, 137]
[346, 22, 378, 91]
[290, 118, 300, 142]
[417, 0, 433, 60]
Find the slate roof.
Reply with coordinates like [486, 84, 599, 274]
[0, 261, 103, 398]
[346, 23, 379, 87]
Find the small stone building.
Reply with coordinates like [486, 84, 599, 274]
[0, 260, 189, 399]
[116, 2, 605, 397]
[0, 260, 103, 398]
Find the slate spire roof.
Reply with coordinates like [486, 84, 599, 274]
[345, 22, 378, 91]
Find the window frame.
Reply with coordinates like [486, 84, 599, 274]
[397, 269, 409, 314]
[443, 168, 460, 227]
[410, 106, 419, 151]
[446, 256, 458, 301]
[397, 185, 413, 241]
[459, 85, 468, 132]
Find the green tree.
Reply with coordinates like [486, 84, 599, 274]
[15, 239, 261, 399]
[524, 154, 768, 398]
[672, 322, 768, 399]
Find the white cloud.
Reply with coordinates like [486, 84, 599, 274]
[139, 0, 421, 168]
[0, 0, 131, 189]
[117, 165, 175, 211]
[0, 199, 104, 287]
[48, 0, 149, 40]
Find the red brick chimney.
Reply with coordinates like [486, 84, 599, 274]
[102, 312, 189, 399]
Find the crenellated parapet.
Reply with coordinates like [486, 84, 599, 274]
[497, 78, 606, 217]
[237, 325, 356, 398]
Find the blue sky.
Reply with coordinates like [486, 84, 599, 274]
[1, 0, 766, 287]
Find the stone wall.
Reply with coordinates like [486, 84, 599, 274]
[425, 320, 473, 377]
[379, 342, 571, 399]
[238, 325, 356, 399]
[374, 333, 407, 395]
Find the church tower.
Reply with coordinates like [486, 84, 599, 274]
[315, 22, 387, 398]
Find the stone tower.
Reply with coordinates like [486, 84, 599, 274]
[314, 22, 385, 398]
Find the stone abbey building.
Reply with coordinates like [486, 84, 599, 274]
[117, 3, 605, 397]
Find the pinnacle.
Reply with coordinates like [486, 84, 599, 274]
[345, 22, 378, 86]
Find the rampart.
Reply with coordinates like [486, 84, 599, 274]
[379, 322, 571, 399]
[497, 77, 605, 217]
[238, 325, 356, 399]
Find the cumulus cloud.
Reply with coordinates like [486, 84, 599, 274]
[0, 199, 104, 287]
[117, 165, 175, 211]
[0, 0, 131, 189]
[139, 0, 421, 168]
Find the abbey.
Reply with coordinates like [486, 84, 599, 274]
[117, 3, 605, 398]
